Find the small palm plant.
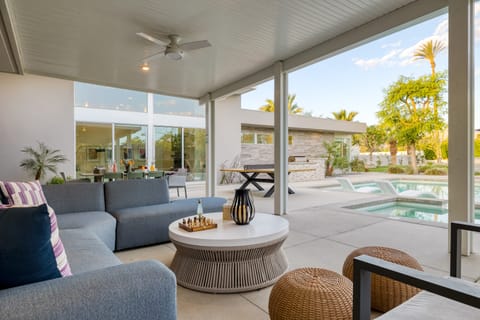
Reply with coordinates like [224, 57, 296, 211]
[20, 142, 68, 180]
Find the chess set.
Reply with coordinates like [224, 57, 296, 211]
[178, 215, 218, 232]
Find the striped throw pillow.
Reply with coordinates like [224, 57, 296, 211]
[0, 181, 72, 276]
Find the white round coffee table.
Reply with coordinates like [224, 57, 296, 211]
[168, 212, 289, 293]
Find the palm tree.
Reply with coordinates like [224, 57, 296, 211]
[20, 142, 68, 180]
[413, 39, 446, 76]
[414, 39, 446, 162]
[332, 109, 358, 121]
[259, 94, 304, 114]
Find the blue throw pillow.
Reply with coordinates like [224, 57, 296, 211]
[0, 188, 8, 204]
[0, 204, 62, 289]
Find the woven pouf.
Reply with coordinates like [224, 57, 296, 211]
[269, 268, 353, 320]
[342, 246, 423, 312]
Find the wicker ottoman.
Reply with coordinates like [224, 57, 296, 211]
[269, 268, 353, 320]
[342, 246, 423, 312]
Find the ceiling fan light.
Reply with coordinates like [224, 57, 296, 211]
[141, 63, 150, 71]
[165, 48, 184, 60]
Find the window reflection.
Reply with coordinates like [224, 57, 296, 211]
[153, 94, 204, 117]
[75, 82, 147, 113]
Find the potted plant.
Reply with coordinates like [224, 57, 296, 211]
[19, 142, 68, 181]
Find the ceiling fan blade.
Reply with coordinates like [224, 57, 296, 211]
[179, 40, 211, 51]
[141, 49, 166, 62]
[136, 32, 170, 46]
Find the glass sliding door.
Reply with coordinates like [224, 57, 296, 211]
[154, 126, 182, 172]
[184, 128, 206, 180]
[76, 122, 113, 175]
[115, 125, 147, 172]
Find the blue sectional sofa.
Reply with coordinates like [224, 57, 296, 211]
[0, 178, 226, 320]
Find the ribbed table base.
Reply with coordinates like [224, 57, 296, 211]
[170, 236, 288, 293]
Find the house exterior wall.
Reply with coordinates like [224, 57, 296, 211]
[240, 127, 330, 181]
[0, 73, 74, 182]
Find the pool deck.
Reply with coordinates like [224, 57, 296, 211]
[116, 172, 480, 320]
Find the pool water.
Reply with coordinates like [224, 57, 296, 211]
[354, 201, 480, 224]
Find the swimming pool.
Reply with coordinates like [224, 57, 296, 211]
[352, 180, 480, 202]
[351, 200, 480, 224]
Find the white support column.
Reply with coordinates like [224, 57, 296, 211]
[206, 97, 216, 196]
[147, 93, 155, 168]
[273, 61, 288, 215]
[448, 0, 474, 254]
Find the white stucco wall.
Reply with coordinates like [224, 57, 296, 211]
[0, 73, 74, 182]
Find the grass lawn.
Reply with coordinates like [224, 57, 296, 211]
[366, 166, 389, 173]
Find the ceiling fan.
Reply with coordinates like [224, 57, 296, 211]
[137, 32, 211, 61]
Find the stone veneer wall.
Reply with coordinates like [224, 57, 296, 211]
[239, 127, 331, 181]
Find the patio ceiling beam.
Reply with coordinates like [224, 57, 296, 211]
[0, 0, 23, 74]
[206, 0, 447, 101]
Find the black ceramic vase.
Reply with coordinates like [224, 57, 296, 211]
[230, 189, 255, 225]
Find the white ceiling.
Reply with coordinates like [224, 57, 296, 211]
[0, 0, 443, 100]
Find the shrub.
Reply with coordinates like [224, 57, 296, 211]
[424, 167, 448, 175]
[405, 166, 414, 175]
[48, 176, 65, 184]
[418, 164, 431, 173]
[423, 148, 436, 160]
[350, 158, 366, 172]
[441, 141, 448, 159]
[387, 165, 406, 174]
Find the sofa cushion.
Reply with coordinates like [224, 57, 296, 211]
[59, 229, 121, 274]
[0, 204, 61, 289]
[110, 197, 226, 250]
[0, 181, 72, 276]
[57, 211, 117, 251]
[42, 183, 105, 214]
[104, 178, 170, 212]
[377, 290, 480, 319]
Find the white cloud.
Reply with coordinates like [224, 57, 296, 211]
[381, 40, 401, 49]
[353, 49, 400, 70]
[353, 18, 449, 70]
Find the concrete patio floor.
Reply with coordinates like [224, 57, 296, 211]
[115, 173, 480, 319]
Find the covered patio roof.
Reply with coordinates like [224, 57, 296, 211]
[0, 0, 446, 100]
[0, 0, 475, 243]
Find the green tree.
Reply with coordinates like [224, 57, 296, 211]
[377, 73, 446, 173]
[20, 142, 68, 180]
[332, 109, 358, 121]
[360, 125, 387, 162]
[377, 124, 399, 166]
[259, 94, 304, 114]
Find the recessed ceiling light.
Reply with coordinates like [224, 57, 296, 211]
[141, 63, 150, 71]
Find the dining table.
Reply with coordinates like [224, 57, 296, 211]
[220, 167, 315, 197]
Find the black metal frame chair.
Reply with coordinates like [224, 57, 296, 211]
[352, 221, 480, 320]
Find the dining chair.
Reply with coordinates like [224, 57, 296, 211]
[126, 171, 145, 180]
[168, 174, 187, 198]
[104, 172, 124, 181]
[148, 171, 164, 179]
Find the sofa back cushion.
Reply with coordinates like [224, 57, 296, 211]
[0, 181, 72, 277]
[42, 183, 105, 214]
[104, 178, 169, 212]
[0, 204, 62, 289]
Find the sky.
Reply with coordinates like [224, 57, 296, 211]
[241, 8, 480, 127]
